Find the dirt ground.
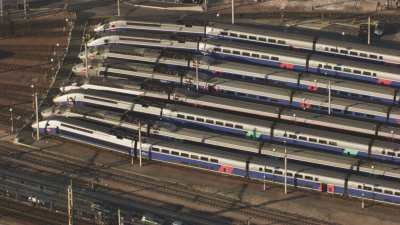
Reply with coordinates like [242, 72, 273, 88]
[0, 10, 72, 133]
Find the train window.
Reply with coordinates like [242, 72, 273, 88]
[333, 66, 342, 71]
[384, 190, 393, 195]
[214, 48, 221, 52]
[330, 48, 338, 53]
[353, 70, 361, 74]
[320, 106, 328, 111]
[220, 31, 228, 36]
[61, 124, 93, 134]
[222, 49, 231, 53]
[344, 110, 352, 115]
[161, 149, 170, 154]
[233, 51, 241, 55]
[397, 153, 400, 157]
[171, 151, 179, 156]
[191, 154, 199, 159]
[374, 188, 382, 193]
[265, 168, 273, 173]
[355, 112, 364, 116]
[249, 36, 257, 40]
[200, 156, 208, 161]
[271, 56, 279, 61]
[196, 117, 204, 122]
[379, 56, 383, 60]
[259, 167, 263, 172]
[305, 175, 313, 180]
[314, 177, 319, 181]
[350, 51, 358, 56]
[181, 153, 189, 158]
[370, 54, 377, 59]
[206, 119, 214, 124]
[275, 170, 283, 175]
[283, 132, 287, 137]
[235, 124, 244, 129]
[323, 65, 332, 69]
[259, 37, 267, 42]
[177, 114, 185, 118]
[364, 186, 372, 191]
[387, 151, 395, 156]
[299, 136, 307, 141]
[187, 116, 195, 120]
[248, 94, 257, 99]
[381, 150, 386, 154]
[329, 141, 337, 146]
[210, 158, 218, 163]
[277, 40, 286, 45]
[309, 138, 317, 143]
[216, 121, 224, 126]
[225, 123, 234, 128]
[343, 68, 352, 73]
[261, 55, 270, 59]
[318, 139, 327, 144]
[395, 192, 400, 196]
[295, 174, 303, 178]
[318, 64, 323, 68]
[260, 96, 268, 100]
[324, 47, 329, 51]
[358, 185, 362, 189]
[340, 50, 348, 54]
[289, 134, 297, 139]
[239, 34, 247, 39]
[242, 52, 250, 56]
[372, 73, 377, 77]
[251, 53, 260, 58]
[360, 53, 368, 58]
[268, 39, 276, 43]
[287, 172, 293, 177]
[83, 96, 118, 104]
[363, 71, 371, 76]
[229, 33, 238, 37]
[152, 147, 160, 152]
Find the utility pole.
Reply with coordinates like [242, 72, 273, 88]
[328, 80, 331, 115]
[117, 0, 120, 17]
[367, 16, 371, 45]
[139, 120, 142, 167]
[31, 84, 40, 141]
[84, 40, 88, 78]
[1, 0, 3, 22]
[284, 146, 287, 195]
[24, 0, 27, 19]
[67, 180, 73, 225]
[263, 158, 267, 191]
[195, 57, 199, 91]
[231, 0, 235, 24]
[9, 108, 13, 135]
[117, 208, 121, 225]
[203, 0, 207, 12]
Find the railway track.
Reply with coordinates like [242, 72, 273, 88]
[0, 139, 341, 225]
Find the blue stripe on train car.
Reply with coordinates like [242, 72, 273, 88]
[348, 188, 400, 204]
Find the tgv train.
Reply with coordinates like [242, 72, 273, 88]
[41, 104, 400, 179]
[33, 117, 400, 205]
[53, 90, 400, 163]
[74, 62, 400, 125]
[93, 20, 400, 65]
[59, 78, 400, 141]
[86, 35, 400, 88]
[79, 48, 400, 105]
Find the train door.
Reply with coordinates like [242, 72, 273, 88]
[327, 184, 335, 193]
[319, 183, 327, 192]
[218, 165, 233, 174]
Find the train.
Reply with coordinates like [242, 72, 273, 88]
[52, 89, 400, 163]
[72, 61, 400, 125]
[41, 104, 400, 180]
[32, 116, 400, 205]
[58, 77, 400, 141]
[86, 35, 400, 88]
[93, 20, 400, 65]
[78, 47, 400, 105]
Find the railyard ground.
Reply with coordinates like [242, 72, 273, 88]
[0, 0, 400, 224]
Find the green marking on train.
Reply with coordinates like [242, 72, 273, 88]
[343, 148, 359, 156]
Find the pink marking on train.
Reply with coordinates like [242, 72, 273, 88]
[279, 63, 294, 70]
[308, 85, 318, 92]
[219, 165, 233, 174]
[378, 79, 393, 86]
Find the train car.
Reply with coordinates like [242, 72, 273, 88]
[32, 117, 400, 205]
[52, 90, 400, 163]
[93, 20, 400, 65]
